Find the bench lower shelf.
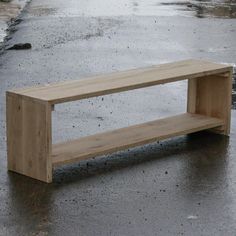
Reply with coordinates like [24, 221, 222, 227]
[52, 113, 223, 166]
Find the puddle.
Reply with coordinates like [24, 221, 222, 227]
[27, 0, 195, 17]
[8, 0, 235, 19]
[160, 0, 236, 18]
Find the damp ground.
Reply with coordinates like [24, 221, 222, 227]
[0, 0, 236, 235]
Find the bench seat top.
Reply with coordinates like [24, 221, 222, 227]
[8, 59, 232, 105]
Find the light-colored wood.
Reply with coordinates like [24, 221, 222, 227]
[9, 59, 231, 105]
[187, 71, 232, 135]
[6, 92, 52, 183]
[6, 59, 232, 183]
[52, 113, 223, 166]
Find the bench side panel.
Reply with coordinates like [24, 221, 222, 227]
[6, 93, 52, 183]
[187, 70, 232, 135]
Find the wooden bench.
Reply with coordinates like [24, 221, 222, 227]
[6, 59, 233, 183]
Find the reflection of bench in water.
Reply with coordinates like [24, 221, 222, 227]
[6, 59, 233, 183]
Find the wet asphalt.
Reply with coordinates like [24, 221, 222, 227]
[0, 0, 28, 44]
[0, 0, 236, 235]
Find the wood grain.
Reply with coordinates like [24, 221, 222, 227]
[9, 59, 231, 105]
[52, 113, 223, 166]
[6, 92, 52, 183]
[187, 72, 232, 135]
[6, 59, 232, 182]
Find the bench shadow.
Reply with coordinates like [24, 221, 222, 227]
[177, 131, 230, 195]
[7, 131, 229, 188]
[6, 130, 229, 232]
[51, 131, 230, 186]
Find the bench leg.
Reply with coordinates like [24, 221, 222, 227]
[187, 71, 232, 135]
[6, 93, 52, 183]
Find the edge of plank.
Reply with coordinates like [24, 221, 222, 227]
[8, 59, 232, 104]
[52, 113, 224, 166]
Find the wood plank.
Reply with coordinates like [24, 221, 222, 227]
[9, 59, 231, 105]
[187, 72, 232, 135]
[6, 92, 52, 183]
[52, 113, 223, 166]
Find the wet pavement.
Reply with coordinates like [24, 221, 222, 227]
[0, 0, 236, 235]
[0, 0, 28, 44]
